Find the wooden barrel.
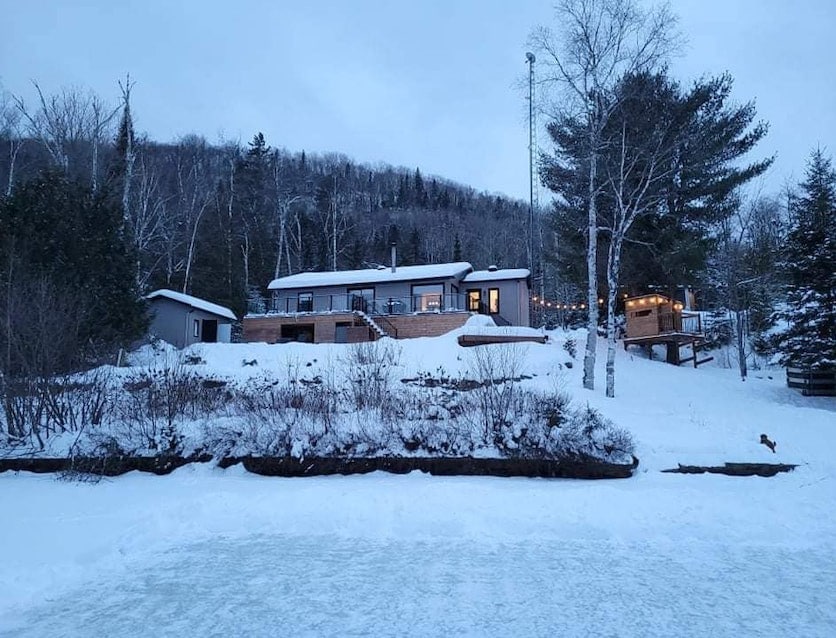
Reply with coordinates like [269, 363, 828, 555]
[786, 367, 836, 396]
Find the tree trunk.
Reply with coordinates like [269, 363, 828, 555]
[605, 232, 624, 398]
[583, 146, 599, 391]
[6, 138, 22, 196]
[735, 309, 747, 380]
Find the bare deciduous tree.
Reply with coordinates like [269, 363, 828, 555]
[0, 90, 25, 196]
[531, 0, 679, 391]
[14, 82, 118, 185]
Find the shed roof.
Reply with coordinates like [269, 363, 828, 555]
[146, 289, 237, 321]
[268, 262, 474, 290]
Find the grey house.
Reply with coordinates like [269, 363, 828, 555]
[244, 260, 530, 343]
[146, 289, 236, 349]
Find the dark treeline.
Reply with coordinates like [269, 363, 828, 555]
[0, 86, 530, 318]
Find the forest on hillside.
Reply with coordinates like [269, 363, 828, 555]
[0, 0, 833, 405]
[0, 88, 530, 319]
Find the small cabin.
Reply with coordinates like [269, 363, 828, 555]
[623, 294, 710, 366]
[624, 294, 685, 339]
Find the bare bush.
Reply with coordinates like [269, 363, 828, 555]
[462, 343, 528, 443]
[116, 354, 217, 452]
[342, 340, 401, 412]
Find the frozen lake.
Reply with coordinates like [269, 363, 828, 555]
[3, 533, 834, 637]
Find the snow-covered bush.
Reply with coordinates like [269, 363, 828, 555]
[462, 343, 528, 441]
[342, 340, 401, 412]
[556, 405, 635, 463]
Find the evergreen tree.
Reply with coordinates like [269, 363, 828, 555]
[0, 171, 146, 358]
[776, 150, 836, 368]
[453, 234, 462, 261]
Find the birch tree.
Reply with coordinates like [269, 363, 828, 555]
[0, 91, 25, 196]
[598, 72, 770, 396]
[531, 0, 679, 391]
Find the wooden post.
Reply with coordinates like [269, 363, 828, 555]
[666, 341, 680, 365]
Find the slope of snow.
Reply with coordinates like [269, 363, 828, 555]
[1, 331, 834, 635]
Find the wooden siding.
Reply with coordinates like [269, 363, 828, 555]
[383, 313, 470, 338]
[243, 312, 470, 343]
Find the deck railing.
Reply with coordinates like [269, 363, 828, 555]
[658, 311, 702, 334]
[272, 292, 467, 316]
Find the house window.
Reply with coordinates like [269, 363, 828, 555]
[193, 319, 200, 338]
[412, 283, 443, 312]
[298, 292, 313, 312]
[467, 289, 482, 312]
[488, 288, 500, 314]
[348, 288, 374, 313]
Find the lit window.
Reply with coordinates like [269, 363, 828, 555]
[193, 319, 200, 338]
[412, 284, 443, 312]
[488, 288, 500, 314]
[467, 290, 482, 312]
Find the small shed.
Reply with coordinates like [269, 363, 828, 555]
[624, 294, 683, 339]
[623, 294, 711, 366]
[146, 289, 236, 349]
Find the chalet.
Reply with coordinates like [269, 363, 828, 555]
[623, 293, 712, 366]
[243, 258, 530, 344]
[146, 289, 236, 349]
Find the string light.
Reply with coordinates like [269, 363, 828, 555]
[532, 294, 665, 310]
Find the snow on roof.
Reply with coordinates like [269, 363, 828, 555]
[461, 268, 530, 283]
[146, 289, 237, 321]
[268, 262, 474, 290]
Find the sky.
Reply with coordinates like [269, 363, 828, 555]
[2, 0, 834, 201]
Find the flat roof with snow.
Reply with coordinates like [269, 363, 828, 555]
[268, 262, 474, 290]
[146, 289, 237, 321]
[462, 268, 530, 283]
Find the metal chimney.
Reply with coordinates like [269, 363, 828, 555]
[391, 242, 397, 273]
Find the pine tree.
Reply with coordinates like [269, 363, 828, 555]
[453, 234, 462, 261]
[0, 171, 146, 357]
[777, 150, 836, 368]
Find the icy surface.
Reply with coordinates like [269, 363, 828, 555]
[1, 466, 835, 636]
[2, 535, 833, 637]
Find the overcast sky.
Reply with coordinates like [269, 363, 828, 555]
[2, 0, 834, 200]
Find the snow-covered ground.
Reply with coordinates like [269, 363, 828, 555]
[1, 331, 835, 636]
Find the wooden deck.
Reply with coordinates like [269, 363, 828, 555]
[458, 333, 548, 347]
[623, 332, 713, 367]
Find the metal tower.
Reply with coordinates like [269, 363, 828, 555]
[525, 52, 538, 274]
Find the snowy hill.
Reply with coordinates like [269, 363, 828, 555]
[110, 326, 834, 472]
[1, 331, 835, 635]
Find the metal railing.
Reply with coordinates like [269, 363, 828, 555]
[272, 293, 468, 316]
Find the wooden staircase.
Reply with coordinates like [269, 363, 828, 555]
[354, 311, 389, 339]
